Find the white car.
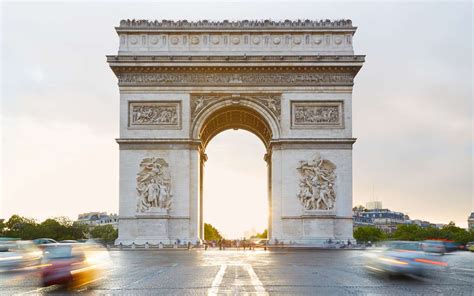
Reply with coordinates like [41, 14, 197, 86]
[0, 241, 43, 270]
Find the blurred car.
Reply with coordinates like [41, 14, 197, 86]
[0, 238, 20, 252]
[0, 240, 42, 270]
[365, 241, 448, 277]
[466, 242, 474, 252]
[41, 244, 107, 289]
[443, 240, 461, 252]
[33, 238, 58, 245]
[421, 240, 446, 254]
[59, 240, 79, 244]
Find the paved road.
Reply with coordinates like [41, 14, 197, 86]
[1, 249, 473, 295]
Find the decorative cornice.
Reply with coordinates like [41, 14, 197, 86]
[271, 138, 357, 144]
[107, 55, 365, 64]
[116, 138, 202, 150]
[118, 19, 354, 30]
[270, 138, 357, 150]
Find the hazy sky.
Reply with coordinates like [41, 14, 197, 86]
[1, 1, 472, 236]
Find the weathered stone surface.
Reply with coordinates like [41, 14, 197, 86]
[108, 19, 364, 245]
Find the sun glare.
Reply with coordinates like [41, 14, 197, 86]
[203, 129, 268, 239]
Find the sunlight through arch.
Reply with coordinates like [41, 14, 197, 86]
[204, 130, 268, 239]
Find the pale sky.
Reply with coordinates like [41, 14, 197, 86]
[1, 1, 472, 237]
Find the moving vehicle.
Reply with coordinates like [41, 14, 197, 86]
[41, 244, 106, 288]
[421, 240, 446, 254]
[365, 241, 448, 277]
[466, 242, 474, 252]
[0, 240, 42, 270]
[33, 238, 58, 245]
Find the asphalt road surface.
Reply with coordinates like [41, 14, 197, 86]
[1, 249, 473, 295]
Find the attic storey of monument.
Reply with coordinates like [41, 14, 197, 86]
[108, 19, 364, 245]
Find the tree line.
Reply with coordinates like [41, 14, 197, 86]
[0, 214, 118, 244]
[3, 214, 471, 246]
[354, 222, 474, 244]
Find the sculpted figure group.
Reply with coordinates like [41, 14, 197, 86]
[132, 106, 178, 125]
[136, 157, 172, 213]
[297, 154, 337, 211]
[294, 106, 339, 124]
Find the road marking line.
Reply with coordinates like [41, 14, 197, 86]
[208, 264, 227, 296]
[452, 267, 474, 272]
[245, 264, 268, 296]
[16, 285, 58, 295]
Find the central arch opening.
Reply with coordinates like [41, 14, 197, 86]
[197, 104, 274, 241]
[204, 130, 268, 239]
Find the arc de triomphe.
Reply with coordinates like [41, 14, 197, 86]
[107, 19, 364, 245]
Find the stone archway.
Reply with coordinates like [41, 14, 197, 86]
[108, 19, 364, 245]
[192, 97, 278, 241]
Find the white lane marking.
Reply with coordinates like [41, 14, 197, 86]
[208, 264, 227, 296]
[16, 285, 58, 295]
[452, 267, 474, 272]
[245, 264, 268, 296]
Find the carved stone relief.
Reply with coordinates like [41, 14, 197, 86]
[136, 157, 172, 214]
[190, 95, 220, 121]
[291, 101, 343, 128]
[297, 154, 336, 211]
[129, 101, 181, 129]
[190, 94, 281, 122]
[253, 95, 281, 120]
[119, 72, 353, 87]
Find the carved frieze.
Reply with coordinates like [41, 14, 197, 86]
[129, 101, 181, 129]
[136, 157, 172, 214]
[118, 72, 353, 87]
[291, 101, 343, 128]
[297, 154, 336, 211]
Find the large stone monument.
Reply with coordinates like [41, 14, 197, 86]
[107, 19, 364, 245]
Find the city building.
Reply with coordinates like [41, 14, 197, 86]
[76, 212, 118, 229]
[468, 213, 474, 231]
[353, 214, 375, 229]
[404, 219, 432, 228]
[366, 201, 383, 210]
[360, 209, 406, 233]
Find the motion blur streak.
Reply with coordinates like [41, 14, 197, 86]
[414, 258, 448, 266]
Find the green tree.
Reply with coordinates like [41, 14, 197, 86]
[90, 225, 118, 243]
[392, 224, 425, 241]
[204, 223, 223, 241]
[352, 205, 366, 212]
[252, 229, 268, 239]
[353, 226, 386, 243]
[4, 215, 39, 239]
[37, 217, 87, 241]
[0, 219, 5, 236]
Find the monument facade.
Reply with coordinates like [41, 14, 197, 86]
[107, 19, 364, 245]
